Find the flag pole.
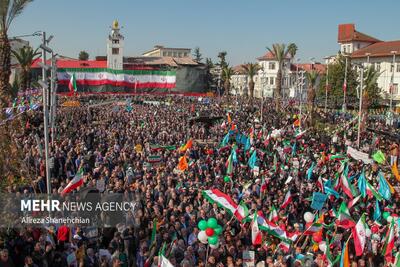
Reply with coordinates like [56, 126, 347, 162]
[205, 243, 210, 265]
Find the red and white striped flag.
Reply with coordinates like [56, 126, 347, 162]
[269, 206, 279, 223]
[382, 220, 395, 262]
[281, 190, 293, 209]
[61, 168, 84, 195]
[352, 214, 367, 256]
[252, 213, 262, 245]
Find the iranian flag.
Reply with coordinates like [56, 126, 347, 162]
[278, 240, 291, 253]
[256, 215, 289, 241]
[158, 255, 174, 267]
[303, 223, 323, 235]
[62, 168, 84, 195]
[337, 202, 356, 229]
[340, 171, 355, 199]
[252, 213, 262, 245]
[58, 69, 176, 89]
[347, 195, 361, 209]
[68, 73, 77, 94]
[281, 190, 293, 209]
[269, 206, 279, 222]
[366, 181, 383, 201]
[202, 189, 248, 222]
[261, 177, 267, 193]
[352, 214, 367, 256]
[382, 220, 395, 262]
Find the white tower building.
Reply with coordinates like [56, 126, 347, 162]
[107, 20, 124, 70]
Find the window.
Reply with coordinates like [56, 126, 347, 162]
[347, 44, 351, 52]
[270, 77, 274, 85]
[112, 48, 119, 55]
[269, 62, 276, 70]
[357, 43, 360, 50]
[392, 84, 398, 95]
[375, 62, 381, 71]
[184, 52, 188, 57]
[265, 77, 269, 84]
[163, 52, 167, 57]
[167, 52, 172, 56]
[112, 39, 119, 44]
[397, 64, 400, 72]
[173, 52, 177, 57]
[178, 52, 183, 57]
[343, 46, 346, 53]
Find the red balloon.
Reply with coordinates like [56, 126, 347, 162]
[312, 232, 322, 243]
[205, 228, 215, 237]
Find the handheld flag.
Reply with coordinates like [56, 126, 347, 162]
[68, 73, 77, 94]
[177, 156, 188, 171]
[373, 200, 381, 221]
[372, 150, 385, 164]
[352, 214, 367, 256]
[61, 168, 84, 195]
[358, 170, 367, 198]
[378, 172, 391, 200]
[281, 190, 292, 209]
[252, 213, 262, 245]
[248, 150, 257, 169]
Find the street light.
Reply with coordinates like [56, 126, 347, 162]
[343, 53, 350, 112]
[365, 53, 371, 65]
[390, 51, 397, 115]
[324, 56, 330, 113]
[354, 63, 364, 148]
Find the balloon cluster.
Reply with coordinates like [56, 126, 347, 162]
[197, 218, 223, 248]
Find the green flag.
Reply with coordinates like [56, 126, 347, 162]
[150, 218, 157, 245]
[372, 150, 385, 164]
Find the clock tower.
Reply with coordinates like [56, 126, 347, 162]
[107, 20, 124, 70]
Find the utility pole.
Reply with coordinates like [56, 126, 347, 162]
[390, 51, 397, 115]
[38, 32, 54, 195]
[260, 88, 264, 122]
[357, 64, 364, 148]
[343, 55, 348, 112]
[50, 53, 57, 145]
[299, 70, 305, 129]
[325, 58, 329, 113]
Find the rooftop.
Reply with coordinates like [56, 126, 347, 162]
[351, 40, 400, 58]
[257, 51, 291, 61]
[338, 23, 381, 43]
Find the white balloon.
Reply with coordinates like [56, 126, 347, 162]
[198, 231, 208, 244]
[210, 242, 219, 249]
[304, 212, 315, 223]
[387, 216, 393, 223]
[318, 241, 327, 252]
[365, 228, 371, 238]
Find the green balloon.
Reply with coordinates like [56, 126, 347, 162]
[198, 220, 207, 230]
[224, 176, 231, 183]
[383, 212, 390, 220]
[214, 225, 223, 235]
[207, 218, 218, 229]
[208, 235, 218, 245]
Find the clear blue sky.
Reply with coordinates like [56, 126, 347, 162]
[9, 0, 400, 65]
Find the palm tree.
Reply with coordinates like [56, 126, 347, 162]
[306, 70, 320, 125]
[217, 51, 227, 68]
[12, 46, 40, 91]
[287, 43, 298, 59]
[221, 65, 233, 95]
[242, 63, 261, 98]
[266, 43, 295, 110]
[0, 0, 33, 109]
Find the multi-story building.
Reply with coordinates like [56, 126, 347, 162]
[230, 52, 326, 99]
[142, 45, 191, 58]
[336, 24, 400, 102]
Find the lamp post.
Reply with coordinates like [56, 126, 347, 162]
[343, 54, 349, 112]
[390, 51, 397, 114]
[355, 63, 364, 148]
[366, 53, 371, 65]
[299, 70, 305, 129]
[324, 57, 329, 113]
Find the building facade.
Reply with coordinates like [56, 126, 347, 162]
[142, 45, 191, 58]
[106, 20, 124, 70]
[230, 52, 326, 100]
[336, 24, 400, 102]
[10, 38, 30, 84]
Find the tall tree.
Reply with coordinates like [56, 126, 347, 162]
[193, 47, 202, 62]
[12, 46, 40, 91]
[205, 58, 215, 91]
[361, 66, 381, 130]
[306, 70, 320, 125]
[242, 63, 261, 98]
[221, 65, 233, 95]
[0, 0, 33, 109]
[78, 50, 89, 61]
[217, 51, 228, 68]
[266, 43, 294, 110]
[317, 54, 358, 109]
[287, 43, 298, 59]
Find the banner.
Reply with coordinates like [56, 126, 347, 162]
[311, 192, 328, 210]
[346, 146, 373, 164]
[57, 68, 176, 89]
[243, 250, 255, 267]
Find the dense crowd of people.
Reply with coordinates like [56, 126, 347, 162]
[0, 95, 399, 267]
